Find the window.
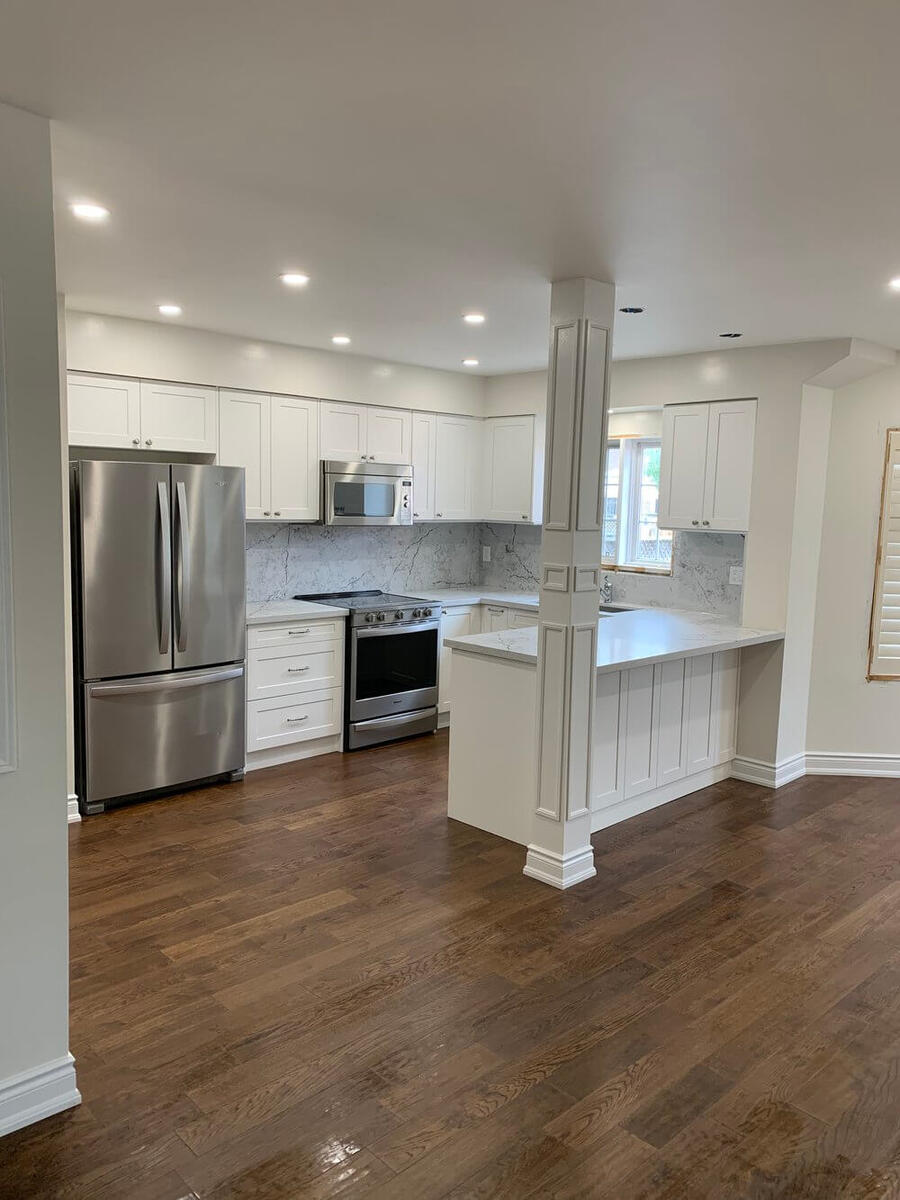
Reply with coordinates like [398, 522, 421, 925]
[602, 437, 672, 572]
[868, 428, 900, 679]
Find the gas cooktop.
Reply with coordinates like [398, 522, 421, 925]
[294, 589, 441, 627]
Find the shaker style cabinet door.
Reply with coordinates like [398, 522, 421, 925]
[411, 412, 437, 520]
[270, 396, 320, 521]
[702, 400, 756, 531]
[482, 416, 537, 522]
[658, 404, 709, 530]
[434, 415, 476, 520]
[139, 381, 218, 454]
[320, 402, 368, 461]
[67, 373, 141, 449]
[218, 391, 271, 520]
[366, 406, 411, 463]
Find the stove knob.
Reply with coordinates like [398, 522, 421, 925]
[424, 608, 433, 617]
[412, 608, 421, 618]
[365, 612, 375, 623]
[376, 612, 386, 622]
[395, 610, 404, 619]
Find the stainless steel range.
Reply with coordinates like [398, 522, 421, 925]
[293, 590, 442, 749]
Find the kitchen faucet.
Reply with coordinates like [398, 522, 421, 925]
[600, 573, 613, 604]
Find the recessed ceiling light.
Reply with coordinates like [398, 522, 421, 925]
[619, 306, 644, 314]
[719, 332, 742, 338]
[463, 313, 486, 325]
[158, 304, 182, 317]
[332, 335, 351, 345]
[462, 358, 479, 367]
[280, 272, 310, 287]
[889, 278, 900, 292]
[70, 202, 110, 223]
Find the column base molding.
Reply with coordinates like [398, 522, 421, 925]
[523, 844, 596, 890]
[730, 754, 806, 789]
[67, 794, 81, 824]
[0, 1053, 80, 1138]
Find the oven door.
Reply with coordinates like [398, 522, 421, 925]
[350, 620, 440, 721]
[325, 472, 412, 526]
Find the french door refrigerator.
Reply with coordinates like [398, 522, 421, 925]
[71, 460, 246, 814]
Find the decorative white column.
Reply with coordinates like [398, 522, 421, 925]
[524, 278, 616, 889]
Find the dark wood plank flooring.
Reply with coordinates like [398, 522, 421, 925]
[3, 732, 900, 1198]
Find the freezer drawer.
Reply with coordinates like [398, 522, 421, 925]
[82, 665, 245, 810]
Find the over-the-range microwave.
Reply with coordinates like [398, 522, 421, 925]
[322, 460, 413, 527]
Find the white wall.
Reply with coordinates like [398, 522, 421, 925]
[0, 103, 75, 1120]
[66, 311, 487, 417]
[807, 365, 900, 757]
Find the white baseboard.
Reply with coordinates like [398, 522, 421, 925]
[731, 754, 806, 789]
[591, 761, 733, 832]
[245, 735, 343, 772]
[67, 794, 81, 824]
[523, 845, 597, 890]
[805, 751, 900, 777]
[0, 1053, 80, 1138]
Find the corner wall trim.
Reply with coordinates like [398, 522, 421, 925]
[731, 754, 806, 789]
[67, 794, 80, 824]
[0, 1053, 80, 1138]
[805, 752, 900, 777]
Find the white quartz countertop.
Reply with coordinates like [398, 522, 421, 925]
[444, 607, 783, 672]
[414, 587, 638, 613]
[246, 599, 349, 625]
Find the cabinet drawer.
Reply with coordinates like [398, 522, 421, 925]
[508, 608, 538, 628]
[248, 619, 345, 649]
[248, 643, 343, 701]
[247, 689, 342, 751]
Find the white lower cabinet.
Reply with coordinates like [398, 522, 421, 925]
[509, 609, 539, 629]
[438, 605, 477, 714]
[482, 604, 510, 633]
[245, 617, 344, 768]
[591, 650, 739, 819]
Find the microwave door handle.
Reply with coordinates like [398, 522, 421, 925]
[175, 480, 192, 653]
[157, 482, 172, 655]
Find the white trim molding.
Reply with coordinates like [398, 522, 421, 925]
[67, 794, 81, 824]
[523, 844, 597, 890]
[0, 1053, 80, 1138]
[731, 754, 806, 789]
[805, 752, 900, 777]
[0, 283, 16, 775]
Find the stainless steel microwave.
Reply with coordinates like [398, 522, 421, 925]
[322, 460, 413, 526]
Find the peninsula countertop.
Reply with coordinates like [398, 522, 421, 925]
[413, 587, 638, 614]
[246, 599, 349, 625]
[444, 607, 784, 674]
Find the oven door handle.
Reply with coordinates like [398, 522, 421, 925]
[352, 619, 441, 640]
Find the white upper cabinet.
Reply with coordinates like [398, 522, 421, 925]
[658, 399, 756, 533]
[218, 391, 271, 520]
[320, 401, 411, 463]
[139, 381, 218, 454]
[482, 415, 540, 523]
[366, 406, 411, 463]
[68, 374, 142, 449]
[434, 415, 477, 520]
[218, 391, 319, 521]
[411, 412, 437, 520]
[270, 396, 320, 521]
[320, 402, 367, 461]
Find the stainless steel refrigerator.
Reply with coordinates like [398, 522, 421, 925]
[71, 460, 246, 815]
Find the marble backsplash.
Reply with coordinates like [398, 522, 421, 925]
[246, 520, 745, 619]
[479, 523, 745, 619]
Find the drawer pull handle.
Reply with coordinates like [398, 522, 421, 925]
[288, 629, 311, 635]
[286, 666, 310, 673]
[285, 715, 309, 723]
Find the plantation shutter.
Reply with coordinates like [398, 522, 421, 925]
[868, 429, 900, 679]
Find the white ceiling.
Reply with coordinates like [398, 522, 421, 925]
[2, 0, 900, 373]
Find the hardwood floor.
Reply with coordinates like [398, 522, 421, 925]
[3, 733, 900, 1198]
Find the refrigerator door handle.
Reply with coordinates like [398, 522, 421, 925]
[157, 482, 172, 656]
[175, 480, 192, 653]
[88, 666, 244, 697]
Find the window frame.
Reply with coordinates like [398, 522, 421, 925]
[601, 435, 672, 576]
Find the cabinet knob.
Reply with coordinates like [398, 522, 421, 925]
[413, 512, 420, 518]
[692, 519, 699, 526]
[132, 437, 140, 446]
[521, 514, 528, 520]
[436, 512, 442, 518]
[145, 439, 153, 446]
[263, 511, 270, 516]
[274, 511, 281, 517]
[702, 520, 710, 526]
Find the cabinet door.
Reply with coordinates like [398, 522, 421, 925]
[320, 402, 367, 461]
[702, 400, 756, 531]
[509, 609, 539, 629]
[685, 653, 716, 773]
[438, 606, 475, 713]
[270, 396, 320, 521]
[482, 605, 510, 632]
[715, 649, 740, 762]
[67, 374, 141, 449]
[367, 406, 411, 463]
[620, 664, 657, 799]
[659, 404, 709, 530]
[592, 670, 622, 810]
[483, 416, 537, 522]
[434, 415, 476, 520]
[411, 412, 437, 520]
[139, 381, 218, 453]
[654, 658, 687, 785]
[218, 391, 271, 520]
